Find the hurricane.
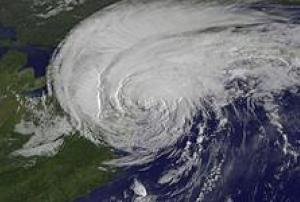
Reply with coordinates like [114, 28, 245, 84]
[47, 1, 300, 201]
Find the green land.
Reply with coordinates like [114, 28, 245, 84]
[0, 0, 121, 46]
[0, 50, 116, 202]
[0, 1, 122, 201]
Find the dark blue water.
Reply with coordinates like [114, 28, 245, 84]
[0, 46, 7, 58]
[0, 25, 53, 78]
[0, 25, 53, 96]
[246, 2, 300, 23]
[20, 45, 53, 96]
[0, 25, 16, 57]
[19, 45, 53, 78]
[0, 25, 16, 40]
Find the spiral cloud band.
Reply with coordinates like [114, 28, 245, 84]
[48, 0, 300, 165]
